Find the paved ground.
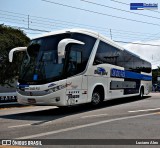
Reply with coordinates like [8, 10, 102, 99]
[0, 93, 160, 148]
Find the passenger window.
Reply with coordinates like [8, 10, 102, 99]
[93, 41, 120, 66]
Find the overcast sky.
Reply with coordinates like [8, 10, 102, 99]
[124, 40, 160, 69]
[1, 0, 160, 68]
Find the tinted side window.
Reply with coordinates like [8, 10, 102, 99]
[94, 41, 122, 66]
[94, 41, 151, 73]
[141, 60, 151, 73]
[123, 50, 151, 73]
[132, 56, 141, 73]
[123, 50, 134, 71]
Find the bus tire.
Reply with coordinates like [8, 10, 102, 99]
[91, 88, 104, 106]
[139, 87, 144, 98]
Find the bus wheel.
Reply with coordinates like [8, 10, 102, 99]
[139, 87, 144, 98]
[91, 90, 103, 106]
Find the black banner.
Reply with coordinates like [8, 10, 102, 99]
[0, 139, 160, 146]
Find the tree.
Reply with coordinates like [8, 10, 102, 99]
[152, 66, 160, 84]
[152, 69, 157, 84]
[0, 25, 30, 86]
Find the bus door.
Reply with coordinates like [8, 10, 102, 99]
[66, 49, 84, 105]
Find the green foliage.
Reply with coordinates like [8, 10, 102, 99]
[0, 25, 30, 86]
[152, 69, 157, 83]
[152, 66, 160, 84]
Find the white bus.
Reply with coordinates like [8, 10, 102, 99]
[9, 29, 152, 106]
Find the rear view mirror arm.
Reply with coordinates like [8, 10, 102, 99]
[57, 39, 84, 64]
[9, 47, 27, 62]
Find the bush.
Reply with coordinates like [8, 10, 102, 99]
[0, 25, 30, 86]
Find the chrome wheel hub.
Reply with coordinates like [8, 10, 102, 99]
[92, 92, 100, 105]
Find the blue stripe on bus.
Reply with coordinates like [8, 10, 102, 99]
[111, 68, 152, 81]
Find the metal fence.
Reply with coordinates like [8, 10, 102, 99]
[0, 92, 17, 103]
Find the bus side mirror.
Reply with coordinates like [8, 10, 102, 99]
[9, 47, 27, 62]
[57, 39, 84, 64]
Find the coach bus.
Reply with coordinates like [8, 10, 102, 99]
[9, 29, 152, 106]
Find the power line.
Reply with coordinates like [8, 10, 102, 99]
[23, 31, 41, 34]
[4, 21, 159, 41]
[0, 12, 27, 19]
[19, 27, 49, 33]
[111, 30, 158, 38]
[41, 0, 160, 27]
[110, 0, 160, 14]
[110, 0, 128, 6]
[0, 15, 26, 22]
[1, 13, 160, 41]
[25, 17, 160, 38]
[0, 19, 27, 26]
[1, 9, 160, 41]
[140, 32, 160, 42]
[0, 13, 157, 40]
[1, 23, 50, 33]
[0, 10, 27, 16]
[1, 18, 160, 42]
[0, 9, 159, 37]
[30, 14, 159, 36]
[30, 24, 62, 30]
[114, 40, 160, 47]
[111, 29, 156, 36]
[0, 9, 111, 31]
[81, 0, 160, 20]
[30, 23, 151, 40]
[108, 28, 159, 36]
[3, 23, 160, 47]
[4, 24, 50, 32]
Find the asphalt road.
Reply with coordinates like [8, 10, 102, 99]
[0, 93, 160, 148]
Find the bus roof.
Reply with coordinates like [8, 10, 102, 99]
[32, 28, 124, 50]
[32, 28, 99, 39]
[32, 28, 150, 64]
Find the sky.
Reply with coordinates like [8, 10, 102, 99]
[0, 0, 160, 69]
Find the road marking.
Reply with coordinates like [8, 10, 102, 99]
[17, 112, 158, 139]
[40, 120, 54, 125]
[81, 114, 108, 118]
[128, 107, 160, 113]
[8, 124, 31, 128]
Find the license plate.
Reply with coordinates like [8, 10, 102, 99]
[28, 98, 36, 104]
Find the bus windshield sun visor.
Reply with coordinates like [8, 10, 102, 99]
[57, 38, 85, 64]
[9, 47, 27, 62]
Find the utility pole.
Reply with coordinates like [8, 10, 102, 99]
[110, 29, 112, 40]
[28, 15, 30, 28]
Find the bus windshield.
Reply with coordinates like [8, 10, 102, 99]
[18, 33, 96, 84]
[19, 33, 71, 84]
